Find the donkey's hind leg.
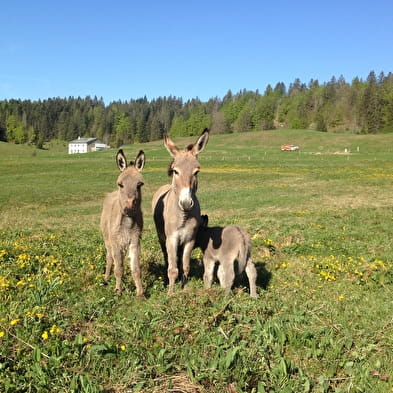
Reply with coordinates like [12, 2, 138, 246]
[159, 238, 168, 267]
[245, 259, 258, 298]
[217, 262, 235, 295]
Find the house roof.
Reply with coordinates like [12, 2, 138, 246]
[69, 137, 98, 144]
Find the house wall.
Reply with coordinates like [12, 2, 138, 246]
[68, 143, 88, 154]
[68, 139, 107, 154]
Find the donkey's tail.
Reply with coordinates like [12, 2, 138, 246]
[235, 226, 251, 272]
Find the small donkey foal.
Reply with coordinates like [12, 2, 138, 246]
[196, 215, 258, 297]
[100, 149, 145, 296]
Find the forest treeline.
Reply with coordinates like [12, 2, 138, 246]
[1, 70, 392, 148]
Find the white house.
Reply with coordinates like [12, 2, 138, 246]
[68, 137, 108, 154]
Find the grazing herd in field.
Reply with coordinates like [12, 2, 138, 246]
[100, 128, 258, 298]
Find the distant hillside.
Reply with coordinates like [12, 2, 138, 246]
[0, 70, 392, 148]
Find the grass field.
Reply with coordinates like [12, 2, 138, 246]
[1, 129, 393, 393]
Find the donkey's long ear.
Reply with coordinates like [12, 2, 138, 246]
[134, 150, 145, 172]
[163, 133, 179, 157]
[116, 149, 127, 172]
[191, 128, 209, 156]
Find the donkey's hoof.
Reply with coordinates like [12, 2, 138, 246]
[167, 288, 175, 296]
[181, 276, 189, 289]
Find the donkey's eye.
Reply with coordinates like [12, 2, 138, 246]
[173, 169, 179, 176]
[194, 169, 200, 176]
[118, 182, 124, 188]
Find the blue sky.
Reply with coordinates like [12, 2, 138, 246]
[1, 0, 392, 103]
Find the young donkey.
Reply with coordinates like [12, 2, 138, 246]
[196, 215, 258, 297]
[100, 149, 145, 296]
[152, 129, 209, 294]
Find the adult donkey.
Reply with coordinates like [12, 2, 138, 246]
[152, 129, 209, 294]
[100, 149, 145, 296]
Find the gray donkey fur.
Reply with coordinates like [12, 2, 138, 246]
[152, 129, 209, 294]
[100, 149, 145, 296]
[196, 215, 258, 297]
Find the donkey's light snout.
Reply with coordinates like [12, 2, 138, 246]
[178, 188, 194, 211]
[124, 196, 137, 214]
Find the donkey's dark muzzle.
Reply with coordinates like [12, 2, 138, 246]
[179, 198, 194, 211]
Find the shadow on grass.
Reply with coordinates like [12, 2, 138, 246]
[232, 261, 272, 294]
[147, 257, 272, 295]
[146, 257, 204, 286]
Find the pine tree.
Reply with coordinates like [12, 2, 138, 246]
[362, 71, 383, 133]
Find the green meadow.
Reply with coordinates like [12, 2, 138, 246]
[1, 129, 393, 393]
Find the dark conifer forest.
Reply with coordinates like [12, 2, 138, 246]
[1, 71, 392, 148]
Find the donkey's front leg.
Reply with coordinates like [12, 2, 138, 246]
[166, 236, 179, 294]
[128, 241, 144, 298]
[217, 263, 235, 296]
[203, 256, 215, 289]
[181, 240, 195, 287]
[104, 247, 114, 284]
[112, 249, 124, 295]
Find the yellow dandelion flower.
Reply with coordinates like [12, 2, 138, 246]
[41, 331, 49, 340]
[10, 318, 21, 326]
[49, 324, 61, 335]
[0, 331, 5, 338]
[120, 345, 126, 351]
[338, 295, 345, 301]
[0, 276, 10, 289]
